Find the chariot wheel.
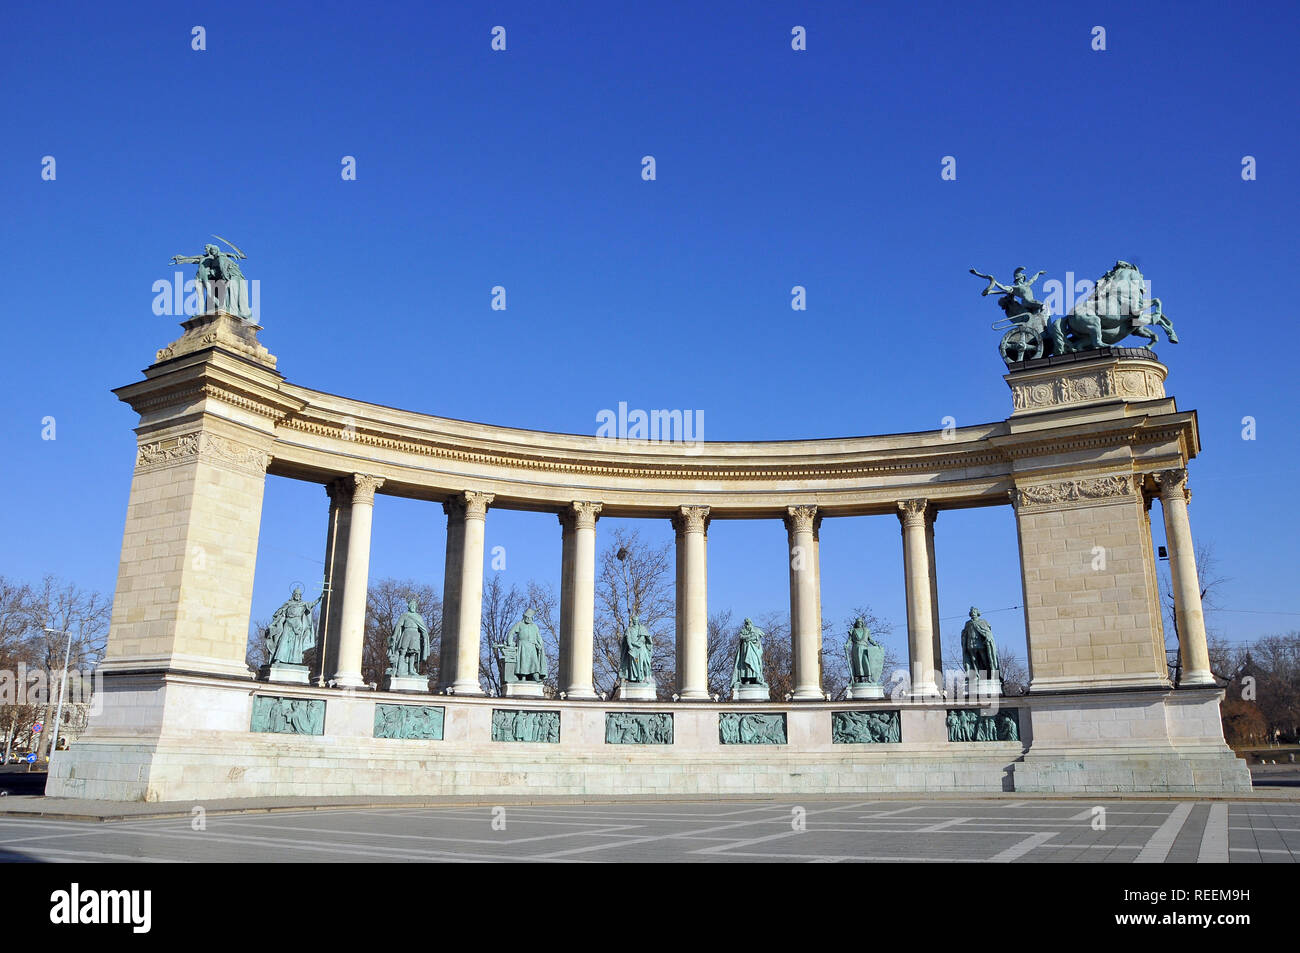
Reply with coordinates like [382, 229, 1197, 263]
[1000, 326, 1043, 364]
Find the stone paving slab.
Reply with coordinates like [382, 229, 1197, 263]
[2, 798, 1297, 863]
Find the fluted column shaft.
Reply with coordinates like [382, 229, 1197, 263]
[1158, 469, 1213, 686]
[451, 491, 493, 695]
[335, 474, 384, 688]
[898, 499, 940, 697]
[675, 506, 710, 699]
[561, 502, 601, 698]
[437, 499, 466, 691]
[786, 505, 823, 699]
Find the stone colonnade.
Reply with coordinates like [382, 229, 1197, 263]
[310, 479, 1213, 701]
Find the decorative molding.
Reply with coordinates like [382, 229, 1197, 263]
[571, 500, 603, 529]
[277, 415, 1011, 481]
[1010, 475, 1134, 511]
[135, 430, 271, 475]
[1009, 363, 1166, 414]
[896, 498, 931, 528]
[351, 474, 384, 504]
[463, 490, 494, 519]
[784, 504, 818, 536]
[677, 505, 710, 534]
[1156, 467, 1191, 504]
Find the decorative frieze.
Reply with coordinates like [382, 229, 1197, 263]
[605, 712, 673, 744]
[946, 708, 1020, 742]
[491, 709, 560, 743]
[1009, 361, 1166, 414]
[250, 696, 325, 735]
[374, 704, 444, 740]
[1010, 475, 1134, 511]
[718, 712, 787, 745]
[832, 710, 901, 744]
[136, 430, 272, 475]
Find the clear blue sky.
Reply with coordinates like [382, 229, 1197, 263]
[2, 0, 1297, 663]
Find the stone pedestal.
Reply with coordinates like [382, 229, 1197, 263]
[383, 675, 429, 693]
[734, 683, 770, 701]
[504, 681, 544, 698]
[968, 675, 1002, 699]
[616, 681, 656, 701]
[847, 682, 884, 700]
[262, 663, 309, 685]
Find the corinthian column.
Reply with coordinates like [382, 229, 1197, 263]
[437, 498, 466, 691]
[318, 478, 352, 685]
[561, 501, 601, 699]
[451, 490, 493, 695]
[785, 505, 823, 700]
[1157, 469, 1214, 687]
[675, 506, 710, 699]
[334, 474, 384, 689]
[898, 499, 940, 698]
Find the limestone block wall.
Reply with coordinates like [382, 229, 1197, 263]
[1013, 475, 1169, 692]
[100, 422, 270, 679]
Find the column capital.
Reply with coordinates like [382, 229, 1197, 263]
[784, 504, 818, 535]
[1156, 467, 1190, 503]
[674, 505, 710, 535]
[896, 498, 932, 529]
[571, 500, 603, 530]
[351, 473, 384, 504]
[326, 477, 352, 507]
[443, 495, 467, 519]
[462, 490, 494, 519]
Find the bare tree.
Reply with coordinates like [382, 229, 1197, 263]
[365, 578, 441, 688]
[479, 574, 529, 697]
[594, 529, 674, 697]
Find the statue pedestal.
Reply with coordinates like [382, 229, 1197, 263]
[847, 682, 884, 700]
[383, 675, 429, 693]
[261, 663, 309, 685]
[734, 683, 770, 702]
[504, 681, 544, 698]
[969, 675, 1002, 699]
[616, 680, 656, 701]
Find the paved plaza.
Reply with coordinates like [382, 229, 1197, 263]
[1, 798, 1296, 863]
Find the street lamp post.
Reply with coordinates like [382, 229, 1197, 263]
[42, 625, 77, 763]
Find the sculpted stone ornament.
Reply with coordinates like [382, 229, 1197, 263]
[374, 704, 444, 740]
[262, 587, 322, 683]
[960, 607, 1001, 696]
[615, 614, 655, 700]
[170, 235, 253, 320]
[845, 617, 885, 699]
[495, 609, 547, 698]
[832, 710, 901, 744]
[946, 708, 1020, 742]
[384, 598, 432, 692]
[605, 712, 673, 744]
[491, 709, 560, 743]
[251, 696, 324, 735]
[731, 618, 769, 701]
[976, 261, 1180, 366]
[718, 712, 787, 745]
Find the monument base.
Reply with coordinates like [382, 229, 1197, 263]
[734, 683, 770, 701]
[968, 676, 1002, 698]
[382, 675, 429, 693]
[504, 681, 545, 698]
[847, 682, 884, 700]
[44, 674, 1251, 802]
[615, 681, 656, 701]
[261, 663, 309, 685]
